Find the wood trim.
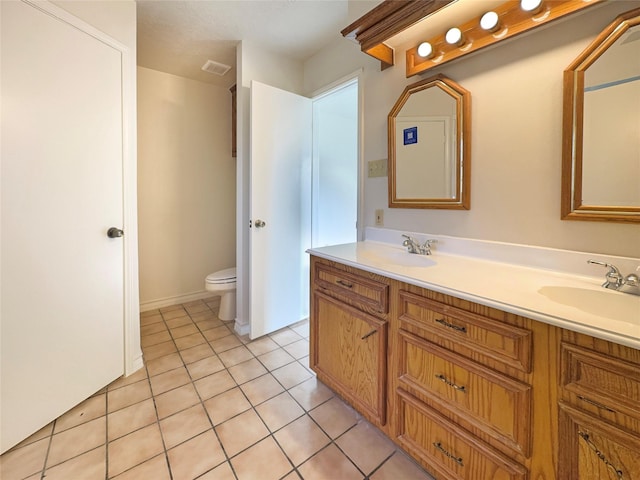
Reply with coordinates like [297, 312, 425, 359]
[341, 0, 455, 68]
[388, 74, 471, 210]
[406, 0, 604, 78]
[560, 7, 640, 223]
[230, 84, 237, 158]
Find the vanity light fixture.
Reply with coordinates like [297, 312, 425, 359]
[405, 0, 602, 78]
[417, 41, 434, 58]
[445, 27, 464, 46]
[480, 11, 500, 32]
[520, 0, 543, 13]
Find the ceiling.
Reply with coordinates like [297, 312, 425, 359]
[136, 0, 381, 88]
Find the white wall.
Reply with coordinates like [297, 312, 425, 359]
[137, 67, 236, 308]
[235, 42, 305, 331]
[304, 2, 640, 259]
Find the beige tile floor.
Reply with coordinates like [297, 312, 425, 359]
[1, 297, 435, 480]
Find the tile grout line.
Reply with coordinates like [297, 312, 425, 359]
[166, 302, 240, 480]
[33, 298, 402, 480]
[37, 418, 56, 480]
[91, 311, 358, 479]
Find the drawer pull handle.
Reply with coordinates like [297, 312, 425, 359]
[361, 330, 378, 340]
[578, 431, 623, 479]
[433, 442, 464, 466]
[435, 318, 467, 333]
[577, 395, 616, 413]
[336, 279, 353, 288]
[435, 374, 466, 393]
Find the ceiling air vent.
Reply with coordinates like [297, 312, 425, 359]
[201, 59, 231, 76]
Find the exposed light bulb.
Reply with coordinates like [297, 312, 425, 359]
[480, 11, 500, 32]
[520, 0, 543, 13]
[445, 27, 464, 47]
[417, 42, 433, 58]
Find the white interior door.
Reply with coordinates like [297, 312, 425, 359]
[249, 81, 312, 338]
[1, 1, 125, 452]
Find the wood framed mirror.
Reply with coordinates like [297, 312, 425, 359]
[388, 74, 471, 209]
[561, 7, 640, 223]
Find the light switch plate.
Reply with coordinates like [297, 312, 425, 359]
[368, 159, 387, 178]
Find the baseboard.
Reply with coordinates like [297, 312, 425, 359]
[140, 290, 218, 312]
[234, 321, 250, 336]
[126, 353, 145, 376]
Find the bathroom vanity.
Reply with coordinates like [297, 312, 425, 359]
[308, 236, 640, 480]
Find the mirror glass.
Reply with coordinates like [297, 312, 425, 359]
[388, 74, 470, 209]
[562, 8, 640, 222]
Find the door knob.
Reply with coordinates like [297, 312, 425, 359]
[107, 227, 124, 238]
[254, 220, 266, 228]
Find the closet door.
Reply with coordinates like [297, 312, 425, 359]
[1, 0, 126, 452]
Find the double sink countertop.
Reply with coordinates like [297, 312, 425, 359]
[307, 229, 640, 350]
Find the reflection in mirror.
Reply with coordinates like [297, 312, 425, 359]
[562, 8, 640, 222]
[388, 74, 471, 209]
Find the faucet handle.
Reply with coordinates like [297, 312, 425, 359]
[587, 260, 623, 289]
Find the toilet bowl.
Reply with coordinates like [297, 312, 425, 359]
[205, 267, 236, 321]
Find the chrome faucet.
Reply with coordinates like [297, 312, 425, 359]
[587, 260, 640, 296]
[402, 234, 437, 255]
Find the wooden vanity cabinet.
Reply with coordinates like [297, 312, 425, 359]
[557, 331, 640, 479]
[309, 254, 640, 480]
[310, 257, 390, 426]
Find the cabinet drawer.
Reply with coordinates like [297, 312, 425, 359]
[399, 290, 532, 372]
[314, 263, 388, 314]
[397, 389, 528, 480]
[559, 402, 640, 480]
[398, 331, 532, 456]
[561, 343, 640, 424]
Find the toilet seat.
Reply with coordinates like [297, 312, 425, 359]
[206, 267, 236, 285]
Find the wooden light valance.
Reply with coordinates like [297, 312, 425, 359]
[343, 0, 605, 75]
[341, 0, 455, 69]
[406, 0, 604, 77]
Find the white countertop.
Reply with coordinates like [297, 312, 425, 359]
[307, 239, 640, 350]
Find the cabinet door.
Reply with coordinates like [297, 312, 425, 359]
[311, 291, 387, 425]
[559, 403, 640, 479]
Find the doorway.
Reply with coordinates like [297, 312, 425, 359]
[244, 75, 361, 338]
[311, 78, 359, 248]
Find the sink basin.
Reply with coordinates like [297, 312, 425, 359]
[538, 286, 640, 323]
[358, 249, 436, 268]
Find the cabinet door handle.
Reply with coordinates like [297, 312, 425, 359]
[336, 279, 353, 288]
[435, 318, 467, 333]
[577, 395, 616, 413]
[578, 431, 623, 479]
[435, 374, 466, 393]
[361, 329, 377, 340]
[433, 442, 464, 466]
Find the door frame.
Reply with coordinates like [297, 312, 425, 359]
[20, 0, 142, 375]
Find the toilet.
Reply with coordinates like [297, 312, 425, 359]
[205, 267, 236, 321]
